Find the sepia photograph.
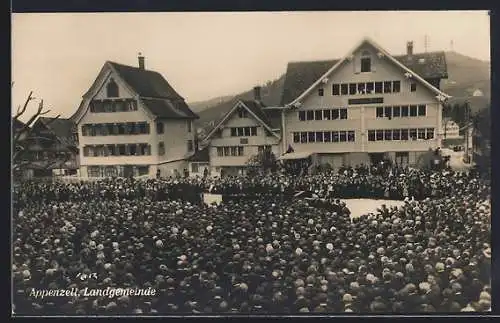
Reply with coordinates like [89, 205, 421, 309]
[11, 10, 491, 315]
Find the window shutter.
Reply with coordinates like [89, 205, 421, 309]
[354, 57, 361, 74]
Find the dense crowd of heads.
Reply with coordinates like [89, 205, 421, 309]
[12, 166, 491, 314]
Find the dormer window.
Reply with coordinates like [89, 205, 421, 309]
[106, 78, 119, 98]
[361, 51, 372, 73]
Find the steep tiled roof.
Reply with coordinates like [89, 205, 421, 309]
[241, 100, 279, 129]
[141, 98, 199, 119]
[280, 51, 448, 105]
[38, 117, 77, 146]
[107, 61, 198, 119]
[108, 62, 184, 100]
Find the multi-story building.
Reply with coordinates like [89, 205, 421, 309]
[13, 117, 79, 179]
[277, 37, 450, 168]
[202, 87, 281, 176]
[71, 55, 199, 178]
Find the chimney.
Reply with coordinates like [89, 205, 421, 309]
[406, 41, 414, 56]
[138, 52, 145, 70]
[253, 86, 262, 102]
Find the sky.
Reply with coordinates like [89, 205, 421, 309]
[12, 11, 490, 121]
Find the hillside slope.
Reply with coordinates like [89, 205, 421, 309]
[193, 51, 490, 133]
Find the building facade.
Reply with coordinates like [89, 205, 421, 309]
[279, 38, 450, 168]
[71, 56, 198, 178]
[203, 87, 281, 176]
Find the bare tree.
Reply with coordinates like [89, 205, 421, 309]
[12, 89, 65, 173]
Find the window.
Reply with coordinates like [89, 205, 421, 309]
[156, 121, 164, 134]
[238, 109, 249, 118]
[393, 81, 401, 93]
[316, 131, 324, 142]
[332, 109, 339, 120]
[401, 105, 409, 117]
[129, 144, 137, 156]
[300, 132, 308, 143]
[187, 140, 194, 152]
[418, 128, 426, 140]
[393, 106, 401, 118]
[376, 107, 384, 118]
[324, 131, 331, 142]
[366, 82, 374, 94]
[332, 131, 339, 142]
[393, 129, 401, 140]
[250, 127, 257, 136]
[361, 57, 371, 73]
[384, 107, 392, 118]
[191, 163, 199, 173]
[401, 129, 409, 140]
[396, 152, 409, 165]
[349, 83, 357, 95]
[238, 146, 244, 156]
[318, 88, 324, 96]
[315, 110, 323, 120]
[410, 129, 417, 140]
[410, 82, 417, 92]
[293, 132, 300, 143]
[158, 142, 165, 155]
[217, 147, 223, 157]
[410, 105, 418, 117]
[348, 131, 355, 142]
[308, 132, 316, 143]
[106, 79, 119, 98]
[339, 131, 347, 142]
[188, 121, 192, 133]
[231, 128, 237, 136]
[340, 109, 348, 119]
[118, 145, 126, 156]
[383, 81, 392, 93]
[83, 146, 90, 156]
[332, 84, 340, 96]
[323, 109, 331, 120]
[223, 147, 230, 156]
[385, 129, 392, 141]
[243, 127, 250, 137]
[299, 111, 306, 121]
[426, 128, 434, 139]
[104, 101, 113, 112]
[418, 105, 426, 116]
[341, 84, 348, 95]
[375, 82, 383, 94]
[357, 83, 366, 94]
[376, 130, 384, 141]
[306, 111, 314, 121]
[368, 130, 376, 142]
[108, 145, 116, 156]
[230, 147, 237, 156]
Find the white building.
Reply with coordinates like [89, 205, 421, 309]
[71, 55, 199, 178]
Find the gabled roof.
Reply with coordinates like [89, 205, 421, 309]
[75, 61, 198, 122]
[280, 37, 449, 106]
[203, 99, 281, 142]
[37, 117, 77, 146]
[107, 62, 185, 100]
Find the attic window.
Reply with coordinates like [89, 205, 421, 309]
[361, 51, 371, 73]
[106, 78, 119, 98]
[238, 108, 249, 118]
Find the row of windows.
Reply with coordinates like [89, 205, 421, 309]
[367, 128, 435, 141]
[89, 100, 138, 113]
[298, 109, 348, 121]
[293, 131, 356, 143]
[156, 121, 193, 134]
[324, 80, 415, 96]
[82, 122, 150, 136]
[216, 146, 245, 157]
[88, 165, 150, 178]
[230, 126, 258, 137]
[376, 105, 427, 118]
[83, 144, 151, 157]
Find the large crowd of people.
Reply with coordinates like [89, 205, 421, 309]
[12, 165, 491, 314]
